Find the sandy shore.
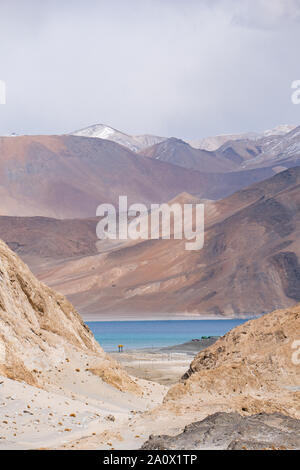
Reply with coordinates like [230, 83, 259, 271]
[110, 351, 191, 385]
[109, 338, 219, 385]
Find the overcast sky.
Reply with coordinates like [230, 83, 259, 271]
[0, 0, 300, 139]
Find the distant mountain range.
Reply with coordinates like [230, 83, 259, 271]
[1, 122, 300, 318]
[70, 122, 296, 152]
[139, 126, 300, 176]
[71, 122, 300, 177]
[0, 134, 216, 218]
[0, 134, 277, 218]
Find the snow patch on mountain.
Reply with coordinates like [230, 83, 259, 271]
[189, 125, 297, 151]
[71, 124, 166, 152]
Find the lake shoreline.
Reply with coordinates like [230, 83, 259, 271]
[87, 318, 249, 352]
[82, 314, 255, 322]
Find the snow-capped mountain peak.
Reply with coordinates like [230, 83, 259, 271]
[71, 123, 166, 152]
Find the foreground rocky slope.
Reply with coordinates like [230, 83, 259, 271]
[54, 302, 299, 450]
[139, 303, 300, 450]
[0, 236, 177, 449]
[142, 412, 300, 450]
[164, 303, 300, 418]
[0, 239, 139, 394]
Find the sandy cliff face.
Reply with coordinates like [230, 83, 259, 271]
[0, 239, 140, 394]
[164, 304, 300, 418]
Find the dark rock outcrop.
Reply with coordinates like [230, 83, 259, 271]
[141, 412, 300, 450]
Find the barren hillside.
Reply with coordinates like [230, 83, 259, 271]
[0, 134, 275, 218]
[0, 238, 139, 394]
[164, 303, 300, 419]
[37, 167, 300, 318]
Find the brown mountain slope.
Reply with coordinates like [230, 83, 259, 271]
[143, 303, 300, 449]
[242, 125, 300, 170]
[0, 238, 140, 394]
[0, 216, 98, 262]
[139, 137, 238, 172]
[0, 135, 276, 218]
[163, 303, 300, 420]
[216, 139, 262, 165]
[37, 167, 300, 318]
[218, 125, 300, 173]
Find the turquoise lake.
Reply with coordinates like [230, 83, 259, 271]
[87, 319, 249, 352]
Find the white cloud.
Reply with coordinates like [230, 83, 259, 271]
[230, 0, 300, 29]
[0, 0, 299, 139]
